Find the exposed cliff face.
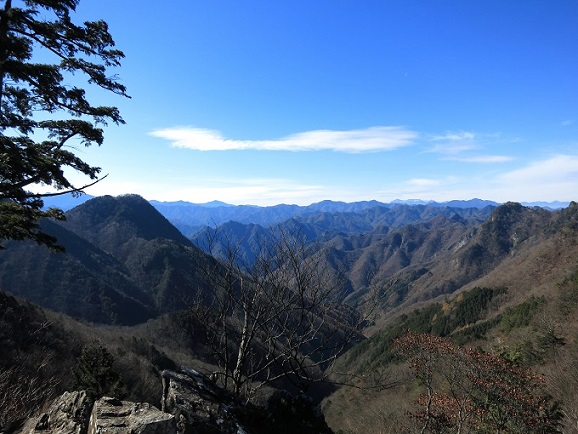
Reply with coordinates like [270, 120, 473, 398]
[161, 368, 254, 434]
[16, 368, 333, 434]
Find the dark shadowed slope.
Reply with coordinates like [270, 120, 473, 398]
[0, 195, 220, 324]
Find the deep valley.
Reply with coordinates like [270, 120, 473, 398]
[1, 195, 578, 433]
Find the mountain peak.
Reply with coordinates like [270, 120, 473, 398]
[64, 194, 192, 248]
[201, 200, 234, 208]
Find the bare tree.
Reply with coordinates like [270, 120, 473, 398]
[190, 224, 369, 398]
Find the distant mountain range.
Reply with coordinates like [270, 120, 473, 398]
[3, 192, 575, 327]
[7, 192, 578, 431]
[144, 198, 569, 236]
[40, 194, 571, 237]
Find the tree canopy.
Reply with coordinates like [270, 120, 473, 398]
[395, 331, 562, 433]
[0, 0, 128, 249]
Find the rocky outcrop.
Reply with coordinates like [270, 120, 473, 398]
[161, 368, 254, 434]
[17, 368, 332, 434]
[88, 397, 175, 434]
[19, 393, 174, 434]
[160, 368, 333, 434]
[20, 391, 92, 434]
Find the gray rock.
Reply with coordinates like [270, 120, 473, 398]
[161, 368, 253, 434]
[17, 367, 333, 434]
[20, 390, 92, 434]
[88, 397, 175, 434]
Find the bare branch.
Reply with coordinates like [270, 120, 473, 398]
[185, 223, 378, 399]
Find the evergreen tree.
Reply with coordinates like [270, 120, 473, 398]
[0, 0, 128, 249]
[73, 342, 124, 399]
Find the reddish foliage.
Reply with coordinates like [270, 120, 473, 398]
[395, 331, 561, 433]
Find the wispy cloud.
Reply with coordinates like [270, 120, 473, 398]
[149, 126, 418, 153]
[377, 176, 462, 202]
[474, 154, 578, 202]
[449, 155, 514, 163]
[426, 130, 513, 163]
[429, 131, 476, 142]
[140, 177, 327, 206]
[497, 154, 578, 186]
[561, 119, 575, 127]
[71, 154, 578, 206]
[428, 142, 480, 155]
[426, 130, 479, 156]
[406, 178, 444, 188]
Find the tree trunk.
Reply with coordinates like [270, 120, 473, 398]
[232, 305, 251, 396]
[0, 0, 13, 109]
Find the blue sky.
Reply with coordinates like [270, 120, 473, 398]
[59, 0, 578, 205]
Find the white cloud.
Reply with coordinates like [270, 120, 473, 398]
[140, 178, 328, 206]
[375, 177, 463, 202]
[406, 178, 443, 188]
[373, 155, 578, 203]
[429, 131, 476, 142]
[426, 130, 513, 163]
[497, 154, 578, 186]
[149, 126, 417, 153]
[428, 142, 480, 155]
[463, 154, 578, 202]
[426, 131, 479, 156]
[449, 155, 514, 163]
[45, 155, 578, 206]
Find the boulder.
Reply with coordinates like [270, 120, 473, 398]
[161, 368, 333, 434]
[20, 390, 92, 434]
[88, 397, 175, 434]
[161, 368, 253, 434]
[19, 393, 175, 434]
[17, 367, 333, 434]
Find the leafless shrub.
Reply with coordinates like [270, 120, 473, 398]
[189, 224, 379, 399]
[0, 358, 60, 428]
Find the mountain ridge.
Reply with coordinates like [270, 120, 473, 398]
[4, 193, 578, 431]
[41, 193, 569, 238]
[0, 195, 221, 324]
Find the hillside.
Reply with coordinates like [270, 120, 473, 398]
[3, 196, 578, 432]
[90, 198, 502, 236]
[0, 195, 219, 324]
[148, 198, 500, 236]
[191, 204, 494, 290]
[0, 289, 210, 428]
[322, 202, 578, 433]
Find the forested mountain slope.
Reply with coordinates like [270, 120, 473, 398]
[323, 202, 578, 433]
[0, 219, 153, 324]
[3, 194, 578, 431]
[151, 199, 498, 236]
[0, 195, 218, 324]
[190, 205, 493, 280]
